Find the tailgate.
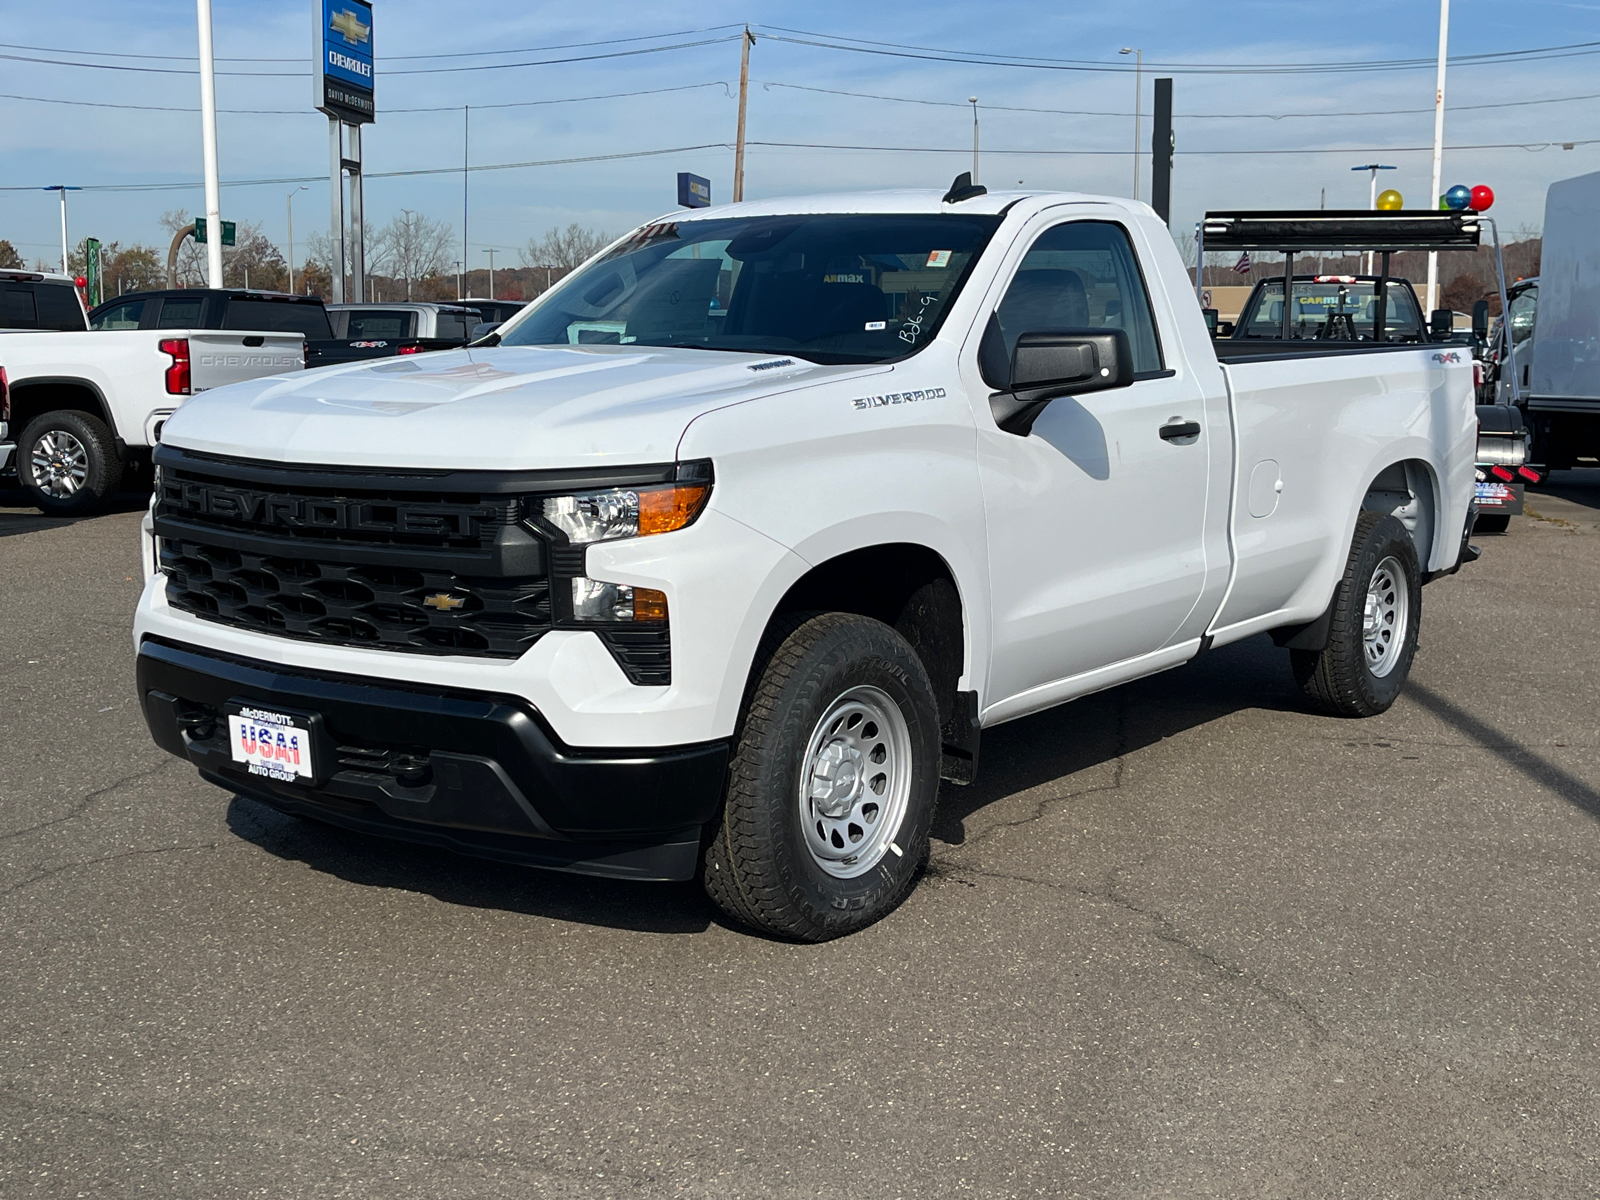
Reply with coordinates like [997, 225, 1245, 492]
[188, 332, 304, 392]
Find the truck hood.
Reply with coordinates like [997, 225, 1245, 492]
[159, 345, 881, 470]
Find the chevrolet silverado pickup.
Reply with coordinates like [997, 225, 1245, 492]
[134, 181, 1478, 940]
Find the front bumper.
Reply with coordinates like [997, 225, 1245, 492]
[137, 637, 729, 881]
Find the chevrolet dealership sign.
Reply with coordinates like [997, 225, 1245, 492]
[314, 0, 375, 124]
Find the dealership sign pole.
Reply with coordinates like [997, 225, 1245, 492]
[314, 0, 375, 303]
[196, 0, 224, 288]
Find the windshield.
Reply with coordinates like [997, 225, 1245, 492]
[1236, 279, 1423, 341]
[498, 213, 1002, 363]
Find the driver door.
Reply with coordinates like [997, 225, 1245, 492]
[971, 216, 1213, 709]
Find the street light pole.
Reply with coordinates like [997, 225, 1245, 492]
[484, 248, 496, 300]
[1426, 0, 1451, 313]
[1120, 48, 1142, 202]
[42, 185, 81, 274]
[286, 185, 307, 294]
[968, 96, 979, 184]
[195, 0, 224, 289]
[1351, 163, 1396, 274]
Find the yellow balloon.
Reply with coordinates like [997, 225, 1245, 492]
[1376, 189, 1404, 211]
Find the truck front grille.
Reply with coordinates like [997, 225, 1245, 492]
[160, 537, 550, 658]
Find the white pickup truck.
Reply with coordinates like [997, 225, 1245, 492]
[0, 276, 306, 513]
[134, 183, 1477, 940]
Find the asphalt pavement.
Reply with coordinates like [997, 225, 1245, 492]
[3, 476, 1599, 1198]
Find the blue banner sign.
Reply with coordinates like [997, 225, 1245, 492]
[315, 0, 375, 124]
[677, 173, 711, 209]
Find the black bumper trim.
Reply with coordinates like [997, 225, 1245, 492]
[137, 636, 728, 881]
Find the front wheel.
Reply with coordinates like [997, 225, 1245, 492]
[1291, 512, 1421, 717]
[703, 613, 941, 941]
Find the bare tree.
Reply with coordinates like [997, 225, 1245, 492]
[0, 239, 22, 269]
[158, 211, 285, 289]
[371, 210, 456, 299]
[520, 223, 612, 271]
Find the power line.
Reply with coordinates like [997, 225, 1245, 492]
[755, 79, 1600, 120]
[746, 138, 1600, 155]
[754, 27, 1600, 75]
[0, 81, 732, 117]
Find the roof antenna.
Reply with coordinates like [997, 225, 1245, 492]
[941, 171, 988, 204]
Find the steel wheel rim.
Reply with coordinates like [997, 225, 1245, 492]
[30, 430, 90, 499]
[1363, 555, 1409, 678]
[798, 684, 913, 879]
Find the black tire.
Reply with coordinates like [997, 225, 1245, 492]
[1291, 512, 1421, 718]
[703, 612, 941, 942]
[1473, 512, 1511, 534]
[17, 410, 123, 515]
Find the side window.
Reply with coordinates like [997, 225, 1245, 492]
[0, 284, 38, 328]
[156, 297, 204, 328]
[1508, 287, 1537, 345]
[994, 221, 1164, 375]
[36, 283, 86, 331]
[435, 313, 468, 341]
[91, 299, 146, 330]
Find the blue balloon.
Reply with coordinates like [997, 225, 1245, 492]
[1444, 185, 1472, 211]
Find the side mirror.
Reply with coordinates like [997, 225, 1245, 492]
[1472, 299, 1490, 341]
[1202, 307, 1219, 336]
[1430, 308, 1454, 340]
[980, 316, 1134, 436]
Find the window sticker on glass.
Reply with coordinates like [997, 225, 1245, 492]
[926, 250, 952, 268]
[864, 321, 886, 331]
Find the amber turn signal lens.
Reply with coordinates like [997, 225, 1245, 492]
[639, 484, 710, 536]
[632, 587, 669, 622]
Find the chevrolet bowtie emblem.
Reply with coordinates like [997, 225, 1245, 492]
[422, 593, 466, 611]
[330, 8, 371, 46]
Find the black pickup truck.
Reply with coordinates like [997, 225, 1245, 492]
[87, 289, 432, 367]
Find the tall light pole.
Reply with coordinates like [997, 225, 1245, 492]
[484, 248, 496, 300]
[1426, 0, 1451, 313]
[968, 96, 979, 184]
[1120, 48, 1142, 202]
[286, 185, 307, 294]
[1351, 163, 1396, 273]
[195, 0, 223, 289]
[42, 185, 81, 275]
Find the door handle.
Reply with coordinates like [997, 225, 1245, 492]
[1159, 419, 1201, 442]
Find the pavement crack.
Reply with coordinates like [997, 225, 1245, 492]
[0, 760, 174, 843]
[1, 842, 218, 899]
[1092, 864, 1329, 1039]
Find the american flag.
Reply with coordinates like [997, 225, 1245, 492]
[1231, 251, 1252, 275]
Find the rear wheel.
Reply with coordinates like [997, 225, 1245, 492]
[1291, 512, 1421, 717]
[703, 613, 941, 941]
[18, 410, 123, 515]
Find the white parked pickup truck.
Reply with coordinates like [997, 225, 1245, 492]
[1, 278, 307, 513]
[134, 182, 1478, 940]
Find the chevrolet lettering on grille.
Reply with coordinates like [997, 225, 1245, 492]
[171, 479, 494, 539]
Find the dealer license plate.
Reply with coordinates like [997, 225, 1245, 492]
[228, 706, 315, 783]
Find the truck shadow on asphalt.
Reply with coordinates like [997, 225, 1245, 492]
[1537, 467, 1600, 512]
[223, 635, 1311, 936]
[0, 486, 151, 537]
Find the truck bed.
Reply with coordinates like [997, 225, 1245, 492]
[1212, 339, 1442, 363]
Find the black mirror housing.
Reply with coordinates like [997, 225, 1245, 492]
[1472, 299, 1490, 341]
[1430, 308, 1455, 340]
[986, 323, 1135, 436]
[1202, 307, 1219, 336]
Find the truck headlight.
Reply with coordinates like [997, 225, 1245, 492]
[539, 472, 711, 545]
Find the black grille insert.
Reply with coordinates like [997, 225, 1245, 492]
[161, 537, 551, 658]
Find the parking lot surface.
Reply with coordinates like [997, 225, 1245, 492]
[3, 476, 1599, 1198]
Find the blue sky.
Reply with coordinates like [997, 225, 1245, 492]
[1, 0, 1596, 271]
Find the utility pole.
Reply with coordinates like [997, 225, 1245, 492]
[969, 97, 980, 184]
[1120, 48, 1142, 202]
[196, 0, 224, 288]
[733, 26, 755, 202]
[286, 185, 306, 294]
[484, 248, 496, 300]
[462, 105, 469, 298]
[1426, 0, 1450, 313]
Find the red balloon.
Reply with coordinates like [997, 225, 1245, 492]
[1470, 184, 1495, 212]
